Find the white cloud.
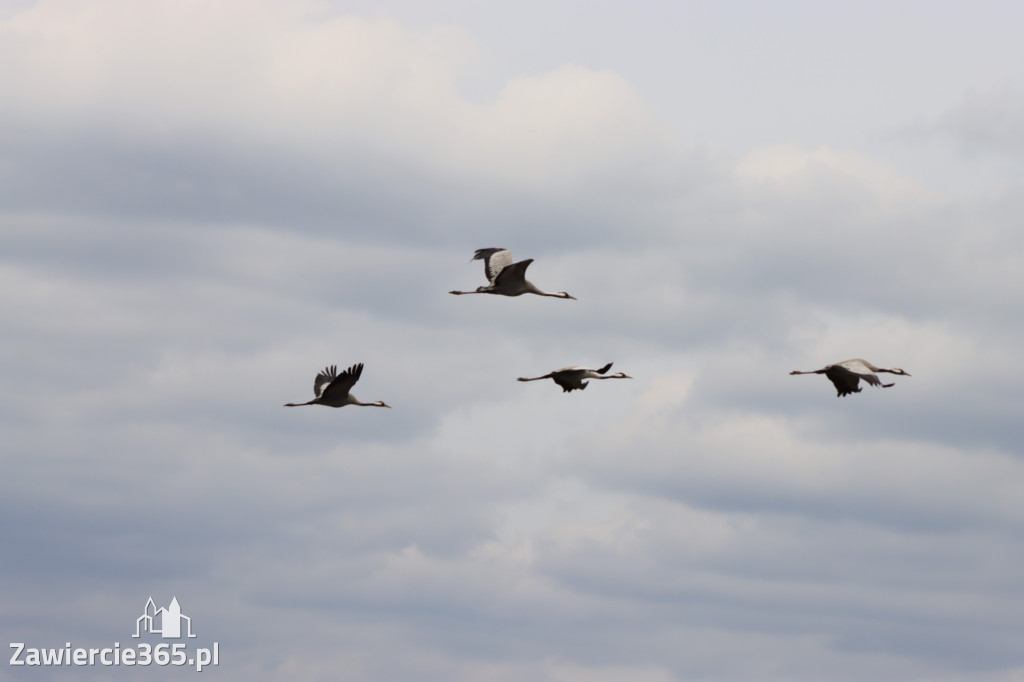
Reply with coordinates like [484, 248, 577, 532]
[0, 0, 676, 199]
[736, 144, 939, 207]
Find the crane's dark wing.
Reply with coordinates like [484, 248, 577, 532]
[858, 373, 884, 387]
[848, 371, 895, 389]
[551, 368, 587, 392]
[824, 365, 863, 397]
[494, 258, 532, 287]
[319, 362, 363, 402]
[473, 248, 513, 283]
[314, 365, 337, 398]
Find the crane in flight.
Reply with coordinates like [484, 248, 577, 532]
[790, 359, 910, 397]
[449, 248, 576, 299]
[284, 363, 391, 408]
[517, 363, 632, 393]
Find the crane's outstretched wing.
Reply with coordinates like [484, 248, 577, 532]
[314, 365, 337, 398]
[824, 365, 863, 397]
[858, 373, 884, 387]
[551, 368, 588, 392]
[835, 360, 892, 388]
[473, 248, 513, 283]
[494, 258, 532, 287]
[319, 363, 363, 402]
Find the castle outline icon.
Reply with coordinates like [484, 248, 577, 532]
[133, 597, 197, 639]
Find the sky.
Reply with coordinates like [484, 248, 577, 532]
[1, 0, 1023, 680]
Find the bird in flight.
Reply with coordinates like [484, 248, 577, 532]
[284, 363, 391, 408]
[517, 363, 632, 393]
[789, 358, 910, 397]
[449, 248, 576, 299]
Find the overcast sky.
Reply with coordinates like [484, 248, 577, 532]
[2, 1, 1023, 680]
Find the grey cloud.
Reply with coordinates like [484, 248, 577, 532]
[941, 84, 1024, 160]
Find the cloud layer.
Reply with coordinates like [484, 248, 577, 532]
[2, 1, 1023, 681]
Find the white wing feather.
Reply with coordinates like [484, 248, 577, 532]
[486, 249, 515, 283]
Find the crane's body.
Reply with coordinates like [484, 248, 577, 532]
[518, 363, 632, 393]
[284, 363, 391, 408]
[449, 248, 576, 299]
[790, 358, 910, 397]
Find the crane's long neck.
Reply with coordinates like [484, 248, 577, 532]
[876, 367, 910, 377]
[348, 395, 390, 407]
[525, 281, 560, 297]
[526, 284, 573, 299]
